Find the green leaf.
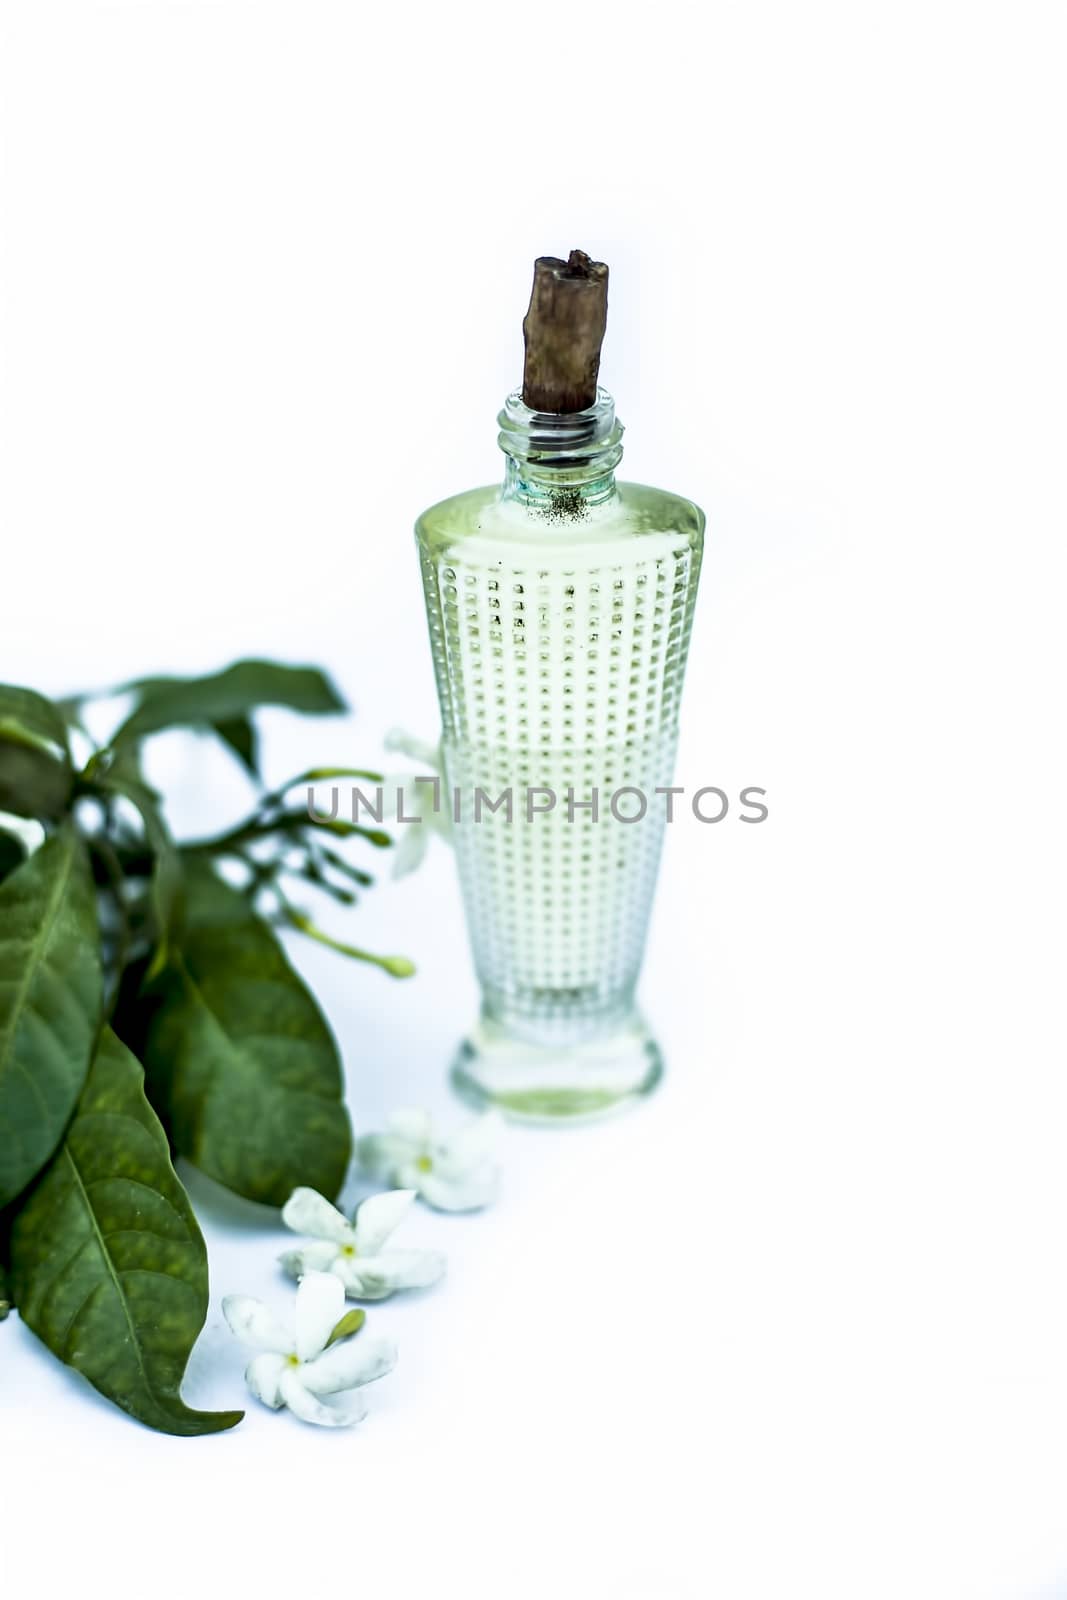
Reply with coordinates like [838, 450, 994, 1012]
[112, 660, 346, 749]
[140, 862, 351, 1206]
[0, 740, 72, 819]
[0, 683, 70, 757]
[0, 828, 102, 1208]
[9, 1026, 243, 1436]
[211, 716, 260, 780]
[0, 684, 73, 820]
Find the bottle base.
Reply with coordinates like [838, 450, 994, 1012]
[450, 1014, 663, 1123]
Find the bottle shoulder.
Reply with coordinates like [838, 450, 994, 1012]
[415, 481, 705, 561]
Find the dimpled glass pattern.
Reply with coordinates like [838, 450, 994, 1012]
[416, 390, 704, 1117]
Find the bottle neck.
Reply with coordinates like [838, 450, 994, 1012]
[497, 387, 624, 511]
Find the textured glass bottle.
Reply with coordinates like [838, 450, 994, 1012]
[416, 388, 703, 1118]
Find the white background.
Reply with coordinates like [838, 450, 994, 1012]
[2, 3, 1066, 1597]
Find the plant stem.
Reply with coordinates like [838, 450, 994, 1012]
[279, 906, 415, 978]
[184, 809, 392, 856]
[88, 834, 132, 1015]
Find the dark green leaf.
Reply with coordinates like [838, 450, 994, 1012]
[0, 738, 72, 819]
[141, 862, 351, 1206]
[0, 683, 71, 758]
[10, 1026, 243, 1436]
[211, 716, 260, 779]
[0, 686, 72, 819]
[0, 828, 102, 1208]
[112, 660, 346, 749]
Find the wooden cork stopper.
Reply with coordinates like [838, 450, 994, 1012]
[522, 249, 609, 414]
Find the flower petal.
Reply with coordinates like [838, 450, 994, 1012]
[245, 1352, 288, 1409]
[391, 818, 430, 879]
[278, 1368, 369, 1427]
[301, 1332, 397, 1396]
[278, 1241, 341, 1281]
[329, 1257, 372, 1296]
[352, 1189, 417, 1255]
[282, 1187, 355, 1245]
[295, 1269, 346, 1362]
[408, 1164, 499, 1212]
[222, 1294, 292, 1354]
[342, 1248, 446, 1299]
[388, 1107, 434, 1144]
[355, 1132, 415, 1177]
[384, 728, 441, 769]
[437, 1110, 504, 1175]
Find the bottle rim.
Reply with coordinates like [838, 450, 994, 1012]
[497, 387, 624, 469]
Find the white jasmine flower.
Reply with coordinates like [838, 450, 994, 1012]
[382, 728, 450, 878]
[223, 1270, 395, 1427]
[357, 1108, 502, 1212]
[279, 1187, 446, 1300]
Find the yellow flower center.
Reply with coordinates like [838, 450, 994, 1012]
[341, 1243, 358, 1258]
[416, 1154, 433, 1173]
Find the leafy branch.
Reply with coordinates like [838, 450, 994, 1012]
[0, 659, 413, 1436]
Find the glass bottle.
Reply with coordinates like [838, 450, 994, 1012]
[415, 367, 704, 1120]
